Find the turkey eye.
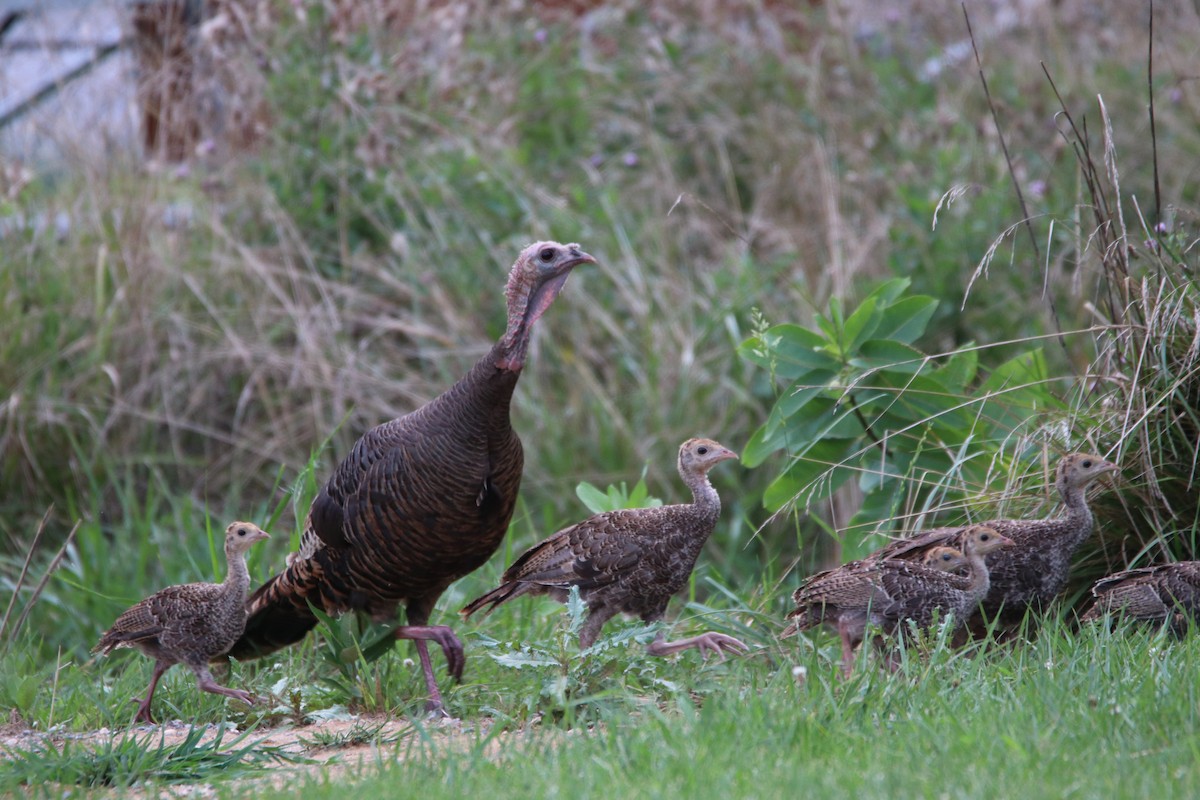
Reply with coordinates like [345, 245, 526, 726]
[237, 528, 246, 536]
[697, 446, 709, 455]
[1082, 460, 1093, 468]
[539, 247, 556, 262]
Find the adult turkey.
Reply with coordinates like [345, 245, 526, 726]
[461, 438, 747, 660]
[226, 241, 595, 713]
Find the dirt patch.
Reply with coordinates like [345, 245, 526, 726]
[1, 713, 512, 796]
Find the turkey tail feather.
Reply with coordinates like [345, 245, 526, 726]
[223, 572, 319, 661]
[460, 582, 526, 618]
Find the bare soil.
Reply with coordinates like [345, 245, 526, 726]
[0, 712, 511, 797]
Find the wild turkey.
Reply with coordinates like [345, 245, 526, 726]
[869, 452, 1118, 624]
[783, 525, 1012, 676]
[94, 522, 270, 723]
[922, 546, 969, 570]
[461, 438, 748, 660]
[1080, 561, 1200, 631]
[226, 241, 594, 713]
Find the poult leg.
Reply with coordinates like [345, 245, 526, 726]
[836, 620, 857, 679]
[646, 631, 749, 662]
[578, 606, 621, 650]
[192, 665, 255, 706]
[132, 661, 171, 724]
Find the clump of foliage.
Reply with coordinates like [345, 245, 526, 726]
[0, 725, 303, 792]
[740, 278, 1062, 561]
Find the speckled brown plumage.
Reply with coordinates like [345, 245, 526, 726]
[784, 525, 1011, 676]
[226, 242, 594, 713]
[461, 438, 747, 660]
[93, 522, 270, 723]
[869, 453, 1118, 624]
[1080, 561, 1200, 630]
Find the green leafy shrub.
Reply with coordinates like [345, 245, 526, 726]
[740, 278, 1060, 558]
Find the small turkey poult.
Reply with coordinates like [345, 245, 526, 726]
[93, 521, 270, 724]
[462, 438, 748, 661]
[1080, 560, 1200, 631]
[867, 452, 1118, 624]
[783, 525, 1012, 677]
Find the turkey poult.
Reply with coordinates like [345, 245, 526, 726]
[461, 438, 748, 660]
[226, 241, 594, 713]
[1080, 561, 1200, 630]
[783, 525, 1012, 676]
[869, 453, 1118, 623]
[94, 522, 270, 724]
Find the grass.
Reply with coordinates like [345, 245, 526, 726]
[0, 723, 305, 794]
[2, 0, 1200, 797]
[6, 612, 1200, 798]
[270, 622, 1200, 800]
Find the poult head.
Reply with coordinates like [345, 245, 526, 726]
[224, 521, 270, 555]
[923, 546, 967, 572]
[1057, 452, 1119, 491]
[961, 524, 1013, 556]
[498, 241, 596, 370]
[679, 438, 739, 475]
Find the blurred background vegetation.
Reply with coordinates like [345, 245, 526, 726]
[2, 0, 1198, 663]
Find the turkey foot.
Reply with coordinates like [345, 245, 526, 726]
[646, 631, 749, 662]
[395, 625, 465, 715]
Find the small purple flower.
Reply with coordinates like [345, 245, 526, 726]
[1028, 179, 1046, 200]
[534, 28, 547, 44]
[622, 151, 639, 168]
[1169, 87, 1183, 104]
[588, 153, 604, 168]
[1155, 221, 1170, 234]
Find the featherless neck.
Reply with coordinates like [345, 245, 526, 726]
[684, 471, 722, 516]
[223, 550, 252, 594]
[1061, 481, 1094, 520]
[478, 343, 526, 389]
[494, 316, 538, 373]
[964, 549, 990, 595]
[1059, 480, 1096, 547]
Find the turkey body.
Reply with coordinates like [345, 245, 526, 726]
[1081, 561, 1200, 630]
[785, 525, 1011, 676]
[462, 438, 748, 659]
[867, 453, 1118, 624]
[227, 241, 595, 712]
[95, 521, 270, 723]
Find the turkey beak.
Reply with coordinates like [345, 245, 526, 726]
[564, 247, 597, 272]
[717, 447, 739, 464]
[560, 245, 596, 273]
[996, 533, 1015, 548]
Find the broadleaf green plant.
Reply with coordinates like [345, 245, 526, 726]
[740, 278, 1061, 546]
